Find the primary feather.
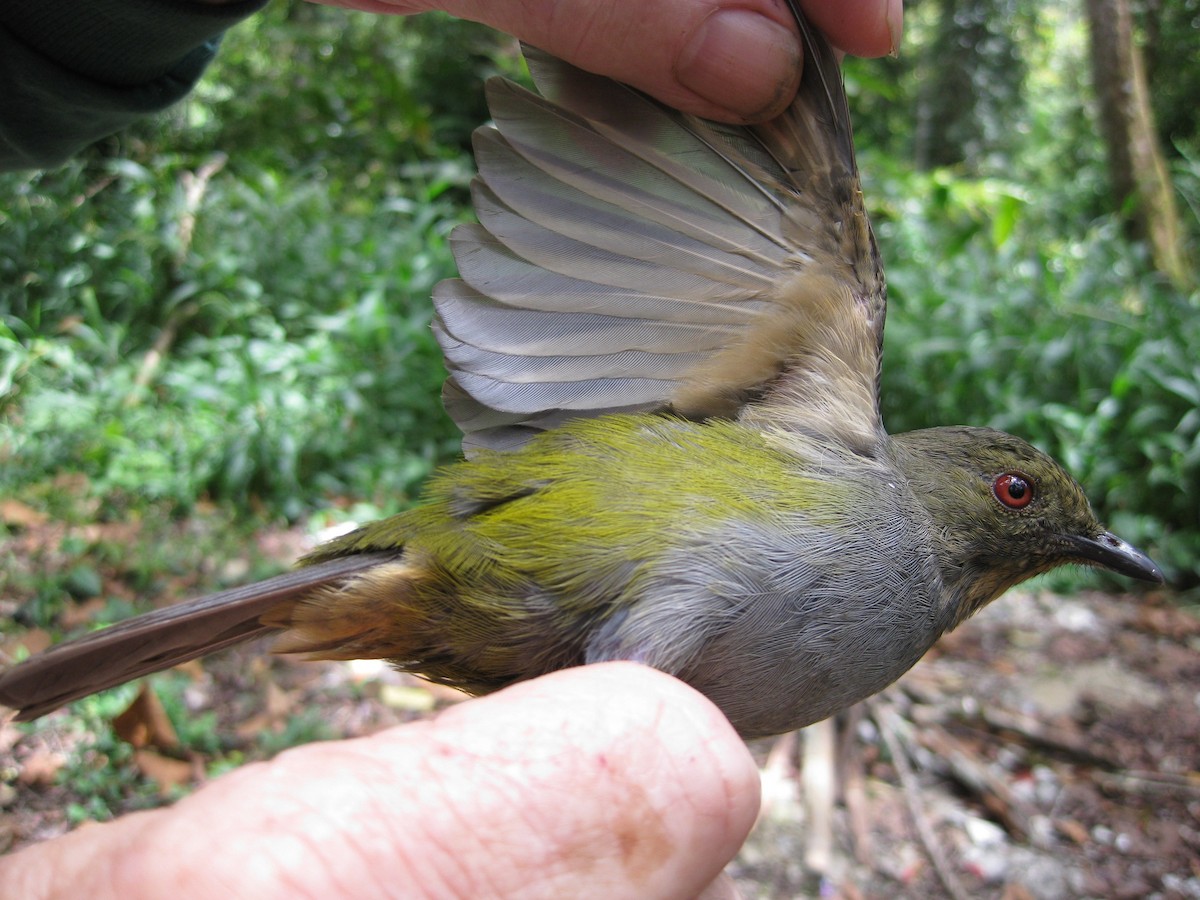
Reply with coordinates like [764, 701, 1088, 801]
[435, 13, 886, 452]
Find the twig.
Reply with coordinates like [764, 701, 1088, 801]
[916, 724, 1033, 840]
[125, 153, 226, 406]
[801, 717, 837, 875]
[1092, 769, 1200, 797]
[757, 729, 798, 821]
[839, 704, 874, 865]
[972, 706, 1124, 769]
[175, 153, 227, 268]
[71, 173, 117, 207]
[870, 699, 972, 900]
[125, 301, 199, 404]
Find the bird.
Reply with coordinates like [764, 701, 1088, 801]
[0, 3, 1163, 736]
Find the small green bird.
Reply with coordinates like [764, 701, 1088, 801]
[0, 4, 1162, 735]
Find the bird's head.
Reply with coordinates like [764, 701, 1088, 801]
[888, 426, 1162, 624]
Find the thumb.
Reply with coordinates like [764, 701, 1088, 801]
[319, 0, 799, 122]
[318, 0, 902, 122]
[443, 0, 804, 123]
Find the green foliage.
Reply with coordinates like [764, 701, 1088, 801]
[0, 7, 499, 518]
[23, 671, 344, 826]
[255, 709, 338, 757]
[44, 692, 165, 823]
[1, 161, 465, 511]
[0, 503, 285, 655]
[139, 4, 513, 172]
[916, 0, 1031, 170]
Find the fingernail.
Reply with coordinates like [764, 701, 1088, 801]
[887, 0, 904, 57]
[676, 10, 802, 121]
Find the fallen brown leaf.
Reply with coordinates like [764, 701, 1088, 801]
[1, 629, 53, 661]
[16, 747, 66, 787]
[1055, 818, 1091, 845]
[114, 685, 180, 751]
[0, 500, 47, 529]
[235, 681, 296, 740]
[58, 597, 110, 630]
[132, 750, 194, 795]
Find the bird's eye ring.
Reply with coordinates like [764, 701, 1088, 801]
[993, 472, 1034, 510]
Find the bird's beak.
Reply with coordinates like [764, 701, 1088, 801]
[1065, 531, 1164, 583]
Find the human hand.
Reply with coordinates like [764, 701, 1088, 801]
[312, 0, 902, 123]
[0, 663, 760, 899]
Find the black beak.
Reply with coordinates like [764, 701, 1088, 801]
[1066, 531, 1164, 583]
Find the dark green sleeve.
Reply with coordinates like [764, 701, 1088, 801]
[0, 0, 269, 171]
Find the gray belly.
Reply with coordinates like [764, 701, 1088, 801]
[585, 515, 955, 739]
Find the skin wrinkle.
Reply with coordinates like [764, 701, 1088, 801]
[356, 778, 430, 900]
[362, 760, 451, 900]
[513, 764, 613, 892]
[98, 831, 133, 900]
[473, 729, 619, 892]
[603, 769, 673, 886]
[269, 834, 339, 900]
[282, 735, 479, 898]
[244, 765, 338, 898]
[531, 739, 667, 892]
[368, 728, 484, 899]
[547, 0, 617, 64]
[425, 743, 506, 898]
[186, 743, 437, 899]
[232, 786, 339, 899]
[156, 799, 253, 896]
[577, 737, 660, 880]
[415, 715, 573, 897]
[291, 758, 400, 900]
[421, 712, 624, 896]
[590, 691, 720, 893]
[430, 670, 745, 897]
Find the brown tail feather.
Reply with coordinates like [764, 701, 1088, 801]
[0, 553, 392, 722]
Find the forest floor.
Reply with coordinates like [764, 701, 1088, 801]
[732, 587, 1200, 899]
[2, 512, 1198, 898]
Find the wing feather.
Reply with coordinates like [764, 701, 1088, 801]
[433, 4, 887, 454]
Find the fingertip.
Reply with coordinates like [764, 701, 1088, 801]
[800, 0, 903, 59]
[432, 663, 760, 897]
[553, 663, 763, 890]
[886, 0, 904, 57]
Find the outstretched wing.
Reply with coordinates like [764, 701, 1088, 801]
[434, 5, 886, 455]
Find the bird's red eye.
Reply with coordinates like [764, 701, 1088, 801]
[993, 472, 1034, 509]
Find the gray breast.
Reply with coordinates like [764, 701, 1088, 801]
[585, 483, 953, 739]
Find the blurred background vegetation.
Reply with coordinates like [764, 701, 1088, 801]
[1, 0, 1197, 618]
